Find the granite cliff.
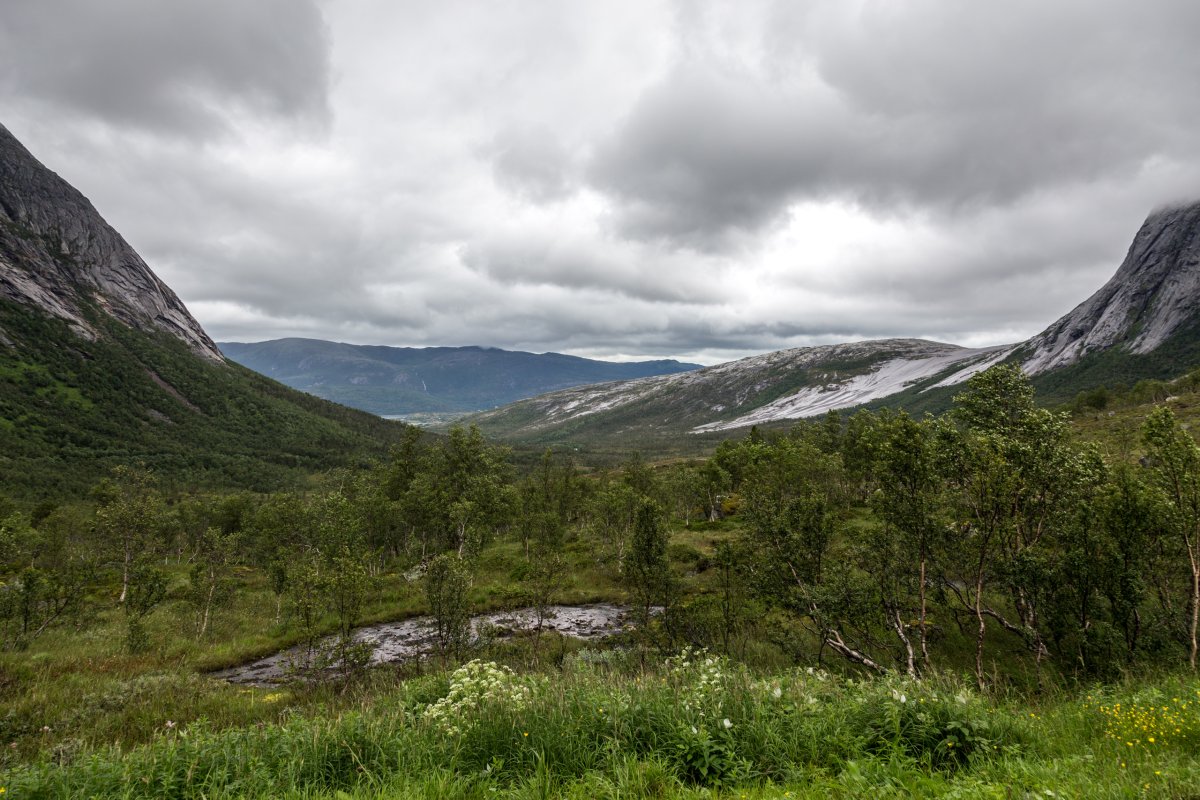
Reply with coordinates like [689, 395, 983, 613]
[0, 123, 221, 361]
[1022, 201, 1200, 375]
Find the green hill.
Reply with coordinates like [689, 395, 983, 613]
[0, 298, 413, 498]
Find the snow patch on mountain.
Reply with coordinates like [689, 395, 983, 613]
[693, 345, 1003, 432]
[928, 346, 1015, 389]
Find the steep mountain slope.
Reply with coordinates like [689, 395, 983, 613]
[0, 123, 412, 499]
[219, 338, 700, 416]
[467, 339, 1006, 448]
[0, 124, 220, 361]
[1020, 201, 1200, 401]
[469, 200, 1200, 449]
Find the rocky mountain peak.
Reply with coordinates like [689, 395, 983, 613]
[0, 123, 222, 361]
[1022, 200, 1200, 375]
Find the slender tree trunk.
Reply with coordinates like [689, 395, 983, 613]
[119, 542, 131, 604]
[974, 575, 987, 691]
[919, 554, 930, 670]
[823, 625, 887, 674]
[456, 521, 468, 557]
[198, 570, 216, 640]
[1189, 547, 1199, 671]
[893, 609, 916, 677]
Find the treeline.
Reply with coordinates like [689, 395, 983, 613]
[691, 365, 1200, 686]
[3, 365, 1199, 687]
[1066, 365, 1200, 415]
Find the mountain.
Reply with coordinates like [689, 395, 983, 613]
[467, 200, 1200, 449]
[0, 122, 412, 499]
[465, 338, 1005, 451]
[1017, 202, 1200, 401]
[218, 338, 701, 416]
[0, 125, 221, 362]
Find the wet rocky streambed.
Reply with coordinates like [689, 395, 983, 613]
[211, 604, 639, 685]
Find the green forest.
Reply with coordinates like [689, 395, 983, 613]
[3, 365, 1200, 797]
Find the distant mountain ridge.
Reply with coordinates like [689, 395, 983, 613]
[467, 200, 1200, 449]
[218, 338, 701, 416]
[466, 338, 1006, 448]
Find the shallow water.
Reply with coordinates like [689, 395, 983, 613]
[211, 603, 638, 685]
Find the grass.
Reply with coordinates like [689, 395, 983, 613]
[4, 656, 1199, 798]
[0, 525, 632, 764]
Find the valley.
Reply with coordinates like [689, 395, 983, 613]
[3, 111, 1200, 799]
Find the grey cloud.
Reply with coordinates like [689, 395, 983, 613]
[5, 0, 1199, 366]
[460, 232, 728, 305]
[0, 0, 331, 137]
[590, 0, 1200, 250]
[488, 127, 577, 204]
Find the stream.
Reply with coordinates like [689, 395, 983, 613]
[211, 603, 639, 685]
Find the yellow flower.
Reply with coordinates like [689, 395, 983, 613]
[523, 732, 529, 737]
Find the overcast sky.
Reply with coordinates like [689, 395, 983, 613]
[3, 0, 1198, 364]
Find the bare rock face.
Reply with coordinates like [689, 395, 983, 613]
[1023, 201, 1200, 375]
[0, 123, 222, 361]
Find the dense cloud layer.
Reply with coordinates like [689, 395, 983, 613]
[1, 0, 1197, 364]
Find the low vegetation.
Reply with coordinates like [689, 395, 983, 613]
[4, 365, 1200, 796]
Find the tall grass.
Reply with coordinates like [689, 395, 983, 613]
[6, 653, 1199, 798]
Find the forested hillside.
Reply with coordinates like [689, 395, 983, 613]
[0, 298, 414, 498]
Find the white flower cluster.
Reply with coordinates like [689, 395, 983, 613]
[665, 646, 728, 712]
[422, 660, 532, 736]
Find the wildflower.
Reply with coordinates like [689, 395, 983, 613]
[772, 686, 782, 699]
[422, 660, 532, 736]
[165, 720, 176, 730]
[723, 718, 733, 729]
